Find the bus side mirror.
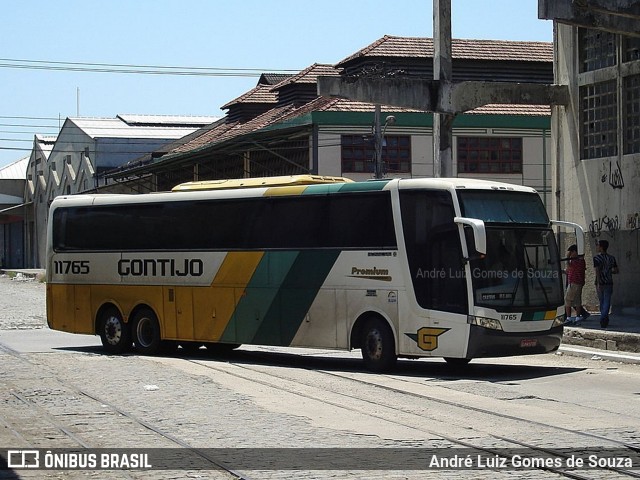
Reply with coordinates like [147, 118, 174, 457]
[455, 216, 487, 258]
[551, 220, 585, 255]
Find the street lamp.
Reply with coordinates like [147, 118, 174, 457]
[373, 106, 397, 179]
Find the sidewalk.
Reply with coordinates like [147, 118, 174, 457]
[3, 269, 639, 363]
[561, 309, 640, 362]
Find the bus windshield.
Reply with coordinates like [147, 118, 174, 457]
[457, 190, 549, 224]
[458, 190, 562, 310]
[468, 227, 562, 310]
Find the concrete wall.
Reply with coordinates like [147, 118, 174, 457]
[552, 24, 640, 311]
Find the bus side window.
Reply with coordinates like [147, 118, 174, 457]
[400, 191, 468, 314]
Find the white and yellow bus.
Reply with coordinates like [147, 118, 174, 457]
[46, 175, 583, 371]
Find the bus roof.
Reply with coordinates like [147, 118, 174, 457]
[395, 177, 538, 194]
[50, 177, 538, 211]
[171, 175, 353, 192]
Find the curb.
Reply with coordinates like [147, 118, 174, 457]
[558, 344, 640, 365]
[562, 326, 640, 354]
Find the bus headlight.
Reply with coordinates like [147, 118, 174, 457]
[467, 316, 503, 331]
[552, 316, 565, 328]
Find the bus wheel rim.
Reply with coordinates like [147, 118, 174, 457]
[365, 329, 383, 360]
[136, 317, 153, 348]
[104, 316, 122, 345]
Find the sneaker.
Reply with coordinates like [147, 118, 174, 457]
[575, 316, 583, 323]
[600, 318, 609, 328]
[580, 311, 590, 321]
[565, 317, 576, 325]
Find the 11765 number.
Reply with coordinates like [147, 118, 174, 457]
[53, 260, 90, 275]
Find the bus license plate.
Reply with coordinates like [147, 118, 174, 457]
[520, 339, 538, 348]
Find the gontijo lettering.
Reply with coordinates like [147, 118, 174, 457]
[118, 258, 203, 277]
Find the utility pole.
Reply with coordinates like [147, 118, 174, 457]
[373, 105, 383, 179]
[373, 105, 396, 179]
[433, 0, 454, 178]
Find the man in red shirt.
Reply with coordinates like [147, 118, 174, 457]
[565, 244, 590, 324]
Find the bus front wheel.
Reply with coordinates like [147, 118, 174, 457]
[132, 308, 162, 355]
[98, 307, 131, 354]
[361, 318, 397, 372]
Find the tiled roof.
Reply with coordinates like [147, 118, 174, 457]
[467, 104, 551, 116]
[165, 98, 549, 161]
[258, 73, 293, 85]
[169, 120, 240, 155]
[279, 97, 549, 117]
[271, 63, 341, 89]
[338, 35, 553, 64]
[221, 84, 278, 109]
[168, 104, 296, 157]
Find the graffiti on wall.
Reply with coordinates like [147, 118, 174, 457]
[588, 215, 620, 238]
[600, 160, 625, 189]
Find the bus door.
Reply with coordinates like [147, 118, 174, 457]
[163, 286, 194, 341]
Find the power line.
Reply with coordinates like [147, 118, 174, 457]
[0, 58, 300, 77]
[0, 115, 63, 121]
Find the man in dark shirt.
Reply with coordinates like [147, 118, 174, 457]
[593, 239, 619, 328]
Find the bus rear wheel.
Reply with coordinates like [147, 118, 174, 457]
[361, 318, 397, 372]
[98, 307, 131, 354]
[132, 308, 162, 355]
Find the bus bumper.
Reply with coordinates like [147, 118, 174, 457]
[465, 324, 563, 358]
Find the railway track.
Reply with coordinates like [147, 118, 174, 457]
[0, 342, 251, 480]
[180, 347, 640, 480]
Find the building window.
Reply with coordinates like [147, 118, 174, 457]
[341, 135, 411, 174]
[624, 74, 640, 154]
[457, 137, 522, 174]
[623, 36, 640, 62]
[579, 28, 616, 72]
[580, 80, 618, 159]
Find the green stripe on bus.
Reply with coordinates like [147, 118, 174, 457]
[521, 310, 556, 321]
[251, 249, 341, 346]
[301, 183, 347, 195]
[337, 180, 390, 192]
[220, 251, 299, 343]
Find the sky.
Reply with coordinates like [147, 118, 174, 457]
[0, 0, 552, 168]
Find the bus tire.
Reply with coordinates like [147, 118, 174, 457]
[132, 308, 162, 355]
[98, 307, 131, 354]
[361, 317, 397, 372]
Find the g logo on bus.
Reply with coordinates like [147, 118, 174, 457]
[405, 327, 449, 351]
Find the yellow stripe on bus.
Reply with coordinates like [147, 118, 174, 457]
[264, 185, 308, 196]
[194, 251, 264, 341]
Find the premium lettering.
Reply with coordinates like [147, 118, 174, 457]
[118, 258, 203, 277]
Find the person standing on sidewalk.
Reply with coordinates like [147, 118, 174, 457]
[593, 239, 619, 328]
[564, 244, 589, 324]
